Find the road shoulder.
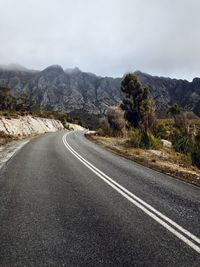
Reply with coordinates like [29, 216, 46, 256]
[86, 134, 200, 187]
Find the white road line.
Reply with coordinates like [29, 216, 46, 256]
[64, 133, 200, 245]
[63, 132, 200, 254]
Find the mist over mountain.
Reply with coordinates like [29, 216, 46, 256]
[0, 64, 199, 117]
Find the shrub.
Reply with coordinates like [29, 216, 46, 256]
[0, 131, 13, 145]
[171, 128, 182, 144]
[128, 129, 161, 149]
[195, 134, 200, 148]
[174, 135, 194, 154]
[153, 122, 169, 139]
[107, 106, 125, 136]
[174, 113, 190, 135]
[191, 149, 200, 168]
[98, 118, 112, 136]
[128, 129, 142, 147]
[140, 130, 161, 149]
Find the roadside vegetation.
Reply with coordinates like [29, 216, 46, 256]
[87, 73, 200, 186]
[67, 111, 101, 130]
[0, 131, 14, 145]
[0, 86, 68, 123]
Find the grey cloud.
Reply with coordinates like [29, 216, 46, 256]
[0, 0, 199, 80]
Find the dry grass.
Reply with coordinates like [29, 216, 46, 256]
[86, 134, 200, 187]
[0, 131, 15, 145]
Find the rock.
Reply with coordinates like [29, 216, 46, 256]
[161, 139, 172, 148]
[0, 115, 64, 137]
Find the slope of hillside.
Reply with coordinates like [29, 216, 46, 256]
[0, 115, 63, 139]
[0, 65, 199, 116]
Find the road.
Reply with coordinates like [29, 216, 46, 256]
[0, 130, 199, 266]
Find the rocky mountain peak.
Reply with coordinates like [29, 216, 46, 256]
[42, 65, 64, 75]
[65, 67, 82, 74]
[192, 77, 200, 87]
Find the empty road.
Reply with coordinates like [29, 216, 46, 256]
[0, 130, 199, 266]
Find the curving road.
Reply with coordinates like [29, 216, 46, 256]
[0, 130, 199, 266]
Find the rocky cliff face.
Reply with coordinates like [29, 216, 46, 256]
[135, 71, 200, 115]
[0, 115, 63, 137]
[0, 65, 199, 116]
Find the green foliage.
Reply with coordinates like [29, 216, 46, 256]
[191, 134, 200, 168]
[128, 129, 142, 147]
[153, 122, 169, 139]
[171, 122, 195, 155]
[128, 129, 161, 149]
[56, 113, 68, 126]
[69, 116, 82, 126]
[120, 73, 154, 129]
[0, 86, 36, 112]
[168, 103, 181, 118]
[169, 114, 200, 168]
[0, 86, 17, 110]
[68, 111, 101, 130]
[174, 135, 194, 154]
[119, 73, 160, 149]
[140, 130, 161, 149]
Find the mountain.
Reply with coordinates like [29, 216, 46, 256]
[135, 71, 200, 116]
[0, 65, 199, 117]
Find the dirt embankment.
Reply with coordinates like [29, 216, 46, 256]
[87, 134, 200, 187]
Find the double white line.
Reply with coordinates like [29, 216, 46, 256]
[62, 132, 200, 254]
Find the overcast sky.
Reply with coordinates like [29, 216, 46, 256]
[0, 0, 199, 80]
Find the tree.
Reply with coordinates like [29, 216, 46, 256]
[168, 103, 181, 118]
[0, 86, 17, 111]
[120, 73, 155, 130]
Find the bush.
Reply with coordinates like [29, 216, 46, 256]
[195, 134, 200, 148]
[0, 131, 13, 145]
[128, 129, 161, 149]
[171, 129, 200, 168]
[128, 129, 142, 147]
[140, 130, 161, 149]
[106, 106, 125, 136]
[174, 135, 194, 154]
[153, 122, 169, 139]
[98, 118, 112, 136]
[191, 149, 200, 168]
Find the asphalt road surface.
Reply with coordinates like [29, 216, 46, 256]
[0, 130, 199, 266]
